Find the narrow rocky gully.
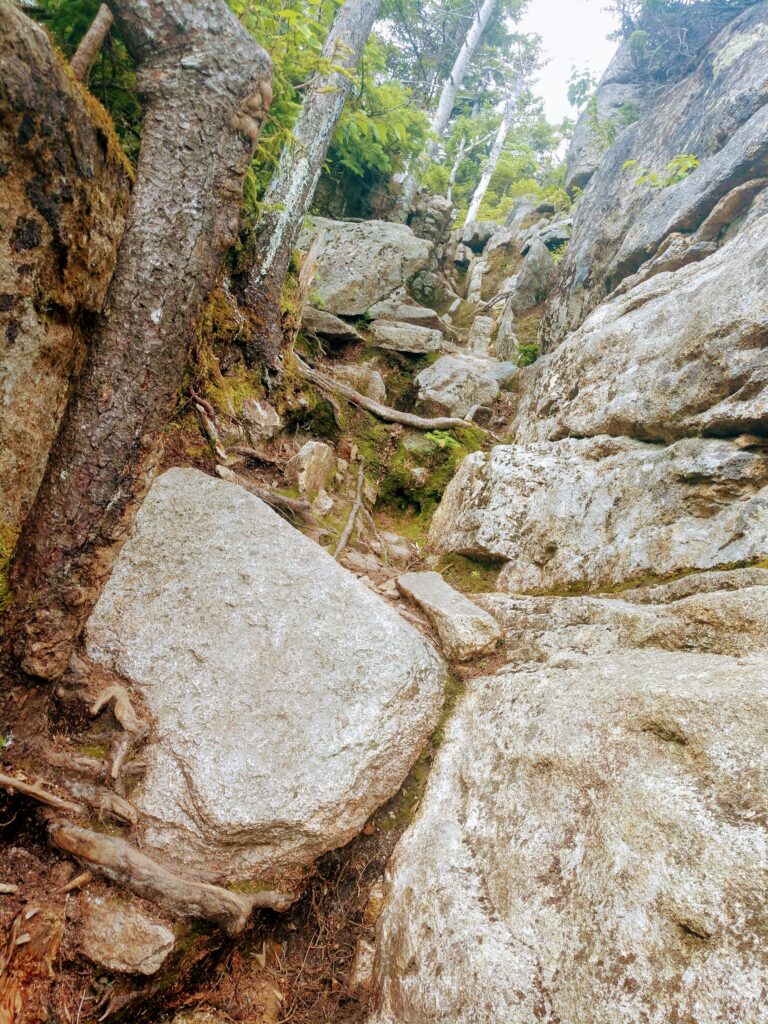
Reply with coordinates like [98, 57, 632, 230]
[1, 1, 768, 1023]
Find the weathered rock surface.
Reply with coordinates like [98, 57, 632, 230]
[475, 571, 768, 664]
[414, 356, 498, 419]
[459, 221, 496, 252]
[428, 436, 768, 593]
[302, 306, 364, 342]
[372, 648, 768, 1024]
[466, 315, 494, 356]
[508, 238, 555, 314]
[397, 572, 501, 661]
[333, 363, 387, 404]
[0, 4, 132, 534]
[286, 440, 336, 499]
[369, 319, 444, 354]
[514, 191, 768, 443]
[297, 218, 431, 316]
[86, 469, 445, 881]
[544, 3, 768, 348]
[368, 288, 445, 331]
[415, 354, 516, 419]
[566, 43, 647, 193]
[242, 398, 282, 443]
[79, 894, 175, 975]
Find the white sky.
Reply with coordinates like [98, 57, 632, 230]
[517, 0, 619, 123]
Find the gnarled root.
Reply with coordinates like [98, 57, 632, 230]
[49, 822, 294, 936]
[65, 653, 150, 781]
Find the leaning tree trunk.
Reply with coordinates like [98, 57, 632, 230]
[390, 0, 497, 221]
[70, 2, 113, 81]
[465, 83, 522, 223]
[240, 0, 382, 366]
[5, 0, 272, 681]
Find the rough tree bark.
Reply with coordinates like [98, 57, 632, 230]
[240, 0, 382, 367]
[465, 81, 524, 223]
[390, 0, 498, 221]
[70, 2, 113, 81]
[6, 0, 272, 681]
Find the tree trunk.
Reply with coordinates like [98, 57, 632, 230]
[69, 2, 113, 81]
[465, 84, 522, 223]
[5, 0, 272, 681]
[390, 0, 497, 221]
[240, 0, 382, 367]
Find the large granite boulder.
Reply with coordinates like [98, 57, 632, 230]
[85, 469, 445, 884]
[543, 3, 768, 349]
[565, 43, 647, 193]
[428, 436, 768, 594]
[0, 5, 131, 535]
[297, 218, 431, 316]
[372, 644, 768, 1024]
[513, 189, 768, 443]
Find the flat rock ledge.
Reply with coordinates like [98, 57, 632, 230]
[85, 468, 445, 885]
[397, 572, 501, 662]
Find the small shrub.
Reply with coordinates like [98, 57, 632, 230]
[516, 343, 540, 367]
[623, 153, 699, 188]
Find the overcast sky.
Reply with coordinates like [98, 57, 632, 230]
[518, 0, 619, 123]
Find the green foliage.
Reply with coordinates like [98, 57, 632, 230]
[586, 95, 640, 152]
[550, 240, 569, 263]
[623, 152, 700, 188]
[30, 0, 142, 163]
[516, 342, 539, 367]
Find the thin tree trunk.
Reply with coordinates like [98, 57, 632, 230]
[446, 136, 468, 204]
[465, 83, 522, 223]
[6, 0, 272, 681]
[69, 2, 112, 81]
[390, 0, 497, 221]
[240, 0, 382, 367]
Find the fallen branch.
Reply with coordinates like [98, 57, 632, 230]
[0, 772, 83, 817]
[49, 823, 293, 936]
[215, 465, 317, 524]
[334, 462, 365, 559]
[294, 356, 477, 432]
[70, 3, 113, 81]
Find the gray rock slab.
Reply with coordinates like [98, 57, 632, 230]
[79, 894, 175, 975]
[428, 436, 768, 594]
[297, 218, 431, 316]
[368, 320, 444, 354]
[397, 571, 501, 661]
[86, 469, 445, 882]
[372, 649, 768, 1023]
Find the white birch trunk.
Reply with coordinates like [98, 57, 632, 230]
[390, 0, 498, 221]
[242, 0, 382, 364]
[465, 83, 522, 223]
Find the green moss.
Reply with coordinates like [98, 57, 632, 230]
[377, 672, 466, 831]
[0, 522, 18, 614]
[229, 879, 278, 895]
[526, 557, 768, 598]
[437, 553, 502, 594]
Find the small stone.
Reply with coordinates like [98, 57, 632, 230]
[397, 571, 501, 662]
[369, 320, 444, 354]
[242, 399, 282, 443]
[302, 307, 364, 342]
[311, 489, 334, 518]
[333, 363, 387, 403]
[286, 441, 336, 499]
[78, 894, 175, 976]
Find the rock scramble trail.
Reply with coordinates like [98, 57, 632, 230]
[1, 2, 768, 1023]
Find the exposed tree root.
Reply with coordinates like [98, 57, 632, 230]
[294, 355, 478, 432]
[334, 462, 365, 559]
[0, 772, 83, 817]
[215, 466, 321, 528]
[48, 822, 294, 936]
